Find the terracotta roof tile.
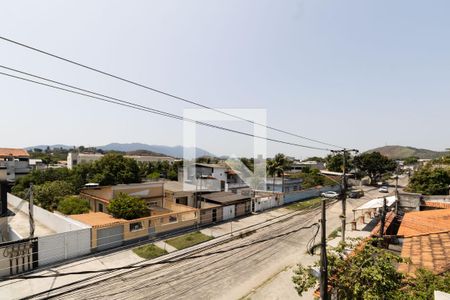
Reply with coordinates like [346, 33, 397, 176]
[400, 230, 450, 275]
[0, 148, 29, 158]
[70, 212, 126, 228]
[371, 211, 396, 236]
[397, 209, 450, 237]
[424, 201, 450, 209]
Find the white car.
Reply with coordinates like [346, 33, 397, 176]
[378, 186, 389, 193]
[321, 191, 339, 198]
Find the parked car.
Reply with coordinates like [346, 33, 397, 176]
[348, 189, 364, 199]
[378, 186, 389, 193]
[321, 191, 339, 198]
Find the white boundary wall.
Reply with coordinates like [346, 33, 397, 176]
[38, 229, 91, 266]
[7, 193, 90, 232]
[7, 193, 92, 267]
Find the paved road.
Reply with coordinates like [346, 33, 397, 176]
[41, 192, 380, 300]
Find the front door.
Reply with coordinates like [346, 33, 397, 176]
[223, 205, 235, 221]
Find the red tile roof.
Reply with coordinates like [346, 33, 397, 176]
[424, 201, 450, 209]
[0, 148, 29, 158]
[399, 230, 450, 274]
[397, 209, 450, 237]
[371, 211, 395, 236]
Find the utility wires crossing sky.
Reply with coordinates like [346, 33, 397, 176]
[0, 35, 347, 150]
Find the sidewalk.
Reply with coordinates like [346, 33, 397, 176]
[0, 204, 303, 300]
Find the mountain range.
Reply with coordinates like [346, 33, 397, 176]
[27, 143, 215, 158]
[366, 145, 447, 160]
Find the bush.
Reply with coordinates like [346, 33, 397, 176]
[107, 193, 148, 220]
[57, 195, 90, 215]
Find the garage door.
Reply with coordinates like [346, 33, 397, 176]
[223, 205, 235, 221]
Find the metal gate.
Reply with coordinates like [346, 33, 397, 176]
[0, 237, 38, 277]
[96, 225, 123, 251]
[223, 205, 235, 221]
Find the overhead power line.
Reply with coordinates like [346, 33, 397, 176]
[0, 66, 332, 151]
[0, 35, 345, 149]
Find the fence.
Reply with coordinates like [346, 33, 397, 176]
[0, 238, 38, 277]
[38, 229, 91, 266]
[90, 206, 199, 250]
[282, 185, 341, 204]
[6, 193, 92, 272]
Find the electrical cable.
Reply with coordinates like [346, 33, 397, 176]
[0, 35, 345, 149]
[0, 68, 333, 152]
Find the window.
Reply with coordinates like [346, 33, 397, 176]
[176, 197, 188, 205]
[169, 215, 178, 223]
[129, 222, 143, 232]
[98, 203, 104, 212]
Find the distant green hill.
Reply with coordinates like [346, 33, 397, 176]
[366, 145, 447, 160]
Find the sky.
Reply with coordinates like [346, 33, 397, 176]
[0, 1, 449, 159]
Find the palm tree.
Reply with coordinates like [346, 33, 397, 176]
[267, 154, 290, 192]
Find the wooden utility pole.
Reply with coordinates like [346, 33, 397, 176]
[320, 197, 328, 300]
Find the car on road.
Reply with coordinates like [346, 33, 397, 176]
[348, 189, 364, 198]
[378, 186, 389, 193]
[321, 191, 339, 198]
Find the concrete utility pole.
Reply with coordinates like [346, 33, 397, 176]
[29, 184, 35, 238]
[331, 148, 358, 243]
[320, 197, 328, 300]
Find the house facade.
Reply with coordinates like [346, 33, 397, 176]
[0, 148, 31, 182]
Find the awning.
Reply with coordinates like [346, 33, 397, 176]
[353, 195, 397, 211]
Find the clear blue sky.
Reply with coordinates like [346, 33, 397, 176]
[0, 1, 449, 158]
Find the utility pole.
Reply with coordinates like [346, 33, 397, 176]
[320, 197, 328, 300]
[29, 184, 35, 238]
[331, 148, 358, 243]
[379, 196, 387, 238]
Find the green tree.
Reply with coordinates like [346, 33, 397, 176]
[107, 193, 148, 220]
[407, 167, 450, 195]
[293, 240, 404, 299]
[57, 195, 90, 215]
[292, 239, 450, 299]
[353, 152, 397, 184]
[325, 153, 353, 173]
[90, 153, 141, 185]
[403, 156, 419, 165]
[33, 180, 75, 211]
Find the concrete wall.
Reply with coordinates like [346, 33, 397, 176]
[398, 192, 421, 211]
[38, 229, 91, 266]
[8, 193, 90, 233]
[200, 208, 223, 225]
[254, 195, 279, 212]
[282, 185, 341, 204]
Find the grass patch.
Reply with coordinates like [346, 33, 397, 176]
[133, 244, 168, 259]
[166, 231, 213, 250]
[286, 197, 322, 211]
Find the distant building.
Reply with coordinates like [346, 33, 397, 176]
[266, 177, 303, 193]
[0, 148, 31, 182]
[289, 160, 325, 172]
[80, 182, 165, 213]
[67, 152, 177, 169]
